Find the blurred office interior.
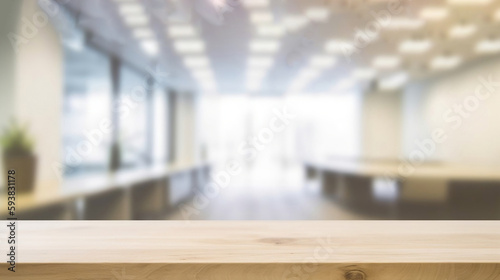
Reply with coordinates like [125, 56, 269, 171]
[1, 0, 500, 220]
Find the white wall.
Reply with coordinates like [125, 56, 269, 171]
[361, 89, 402, 160]
[403, 57, 500, 166]
[9, 0, 63, 184]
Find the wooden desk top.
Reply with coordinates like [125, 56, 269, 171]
[3, 221, 500, 264]
[2, 221, 499, 279]
[306, 158, 500, 181]
[0, 162, 210, 216]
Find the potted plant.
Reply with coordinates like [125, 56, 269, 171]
[1, 121, 37, 193]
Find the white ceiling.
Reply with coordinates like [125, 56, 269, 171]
[59, 0, 500, 94]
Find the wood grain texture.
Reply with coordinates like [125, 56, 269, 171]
[1, 263, 500, 280]
[1, 221, 499, 279]
[0, 221, 499, 263]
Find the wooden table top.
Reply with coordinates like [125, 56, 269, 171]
[4, 221, 500, 264]
[306, 158, 500, 181]
[0, 162, 210, 215]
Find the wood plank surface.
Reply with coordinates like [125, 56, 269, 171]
[1, 221, 499, 279]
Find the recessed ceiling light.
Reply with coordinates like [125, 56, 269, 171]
[174, 39, 205, 53]
[475, 39, 500, 53]
[419, 7, 449, 21]
[140, 39, 159, 56]
[256, 25, 286, 37]
[305, 7, 330, 21]
[448, 0, 492, 5]
[283, 15, 309, 31]
[118, 2, 144, 16]
[248, 56, 274, 68]
[353, 68, 376, 80]
[309, 55, 336, 68]
[250, 11, 274, 24]
[372, 56, 401, 69]
[384, 17, 425, 30]
[123, 14, 149, 26]
[132, 27, 154, 38]
[449, 24, 477, 38]
[168, 25, 196, 37]
[430, 55, 462, 70]
[242, 0, 269, 8]
[250, 40, 280, 53]
[378, 72, 408, 90]
[324, 39, 356, 54]
[399, 39, 433, 53]
[184, 56, 210, 68]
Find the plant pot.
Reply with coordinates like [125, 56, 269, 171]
[3, 154, 37, 194]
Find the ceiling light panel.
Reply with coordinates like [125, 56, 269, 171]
[242, 0, 269, 8]
[132, 27, 154, 38]
[378, 72, 408, 90]
[184, 56, 210, 68]
[399, 39, 433, 53]
[419, 7, 449, 21]
[283, 15, 309, 31]
[140, 39, 159, 57]
[372, 56, 401, 69]
[248, 56, 274, 68]
[309, 55, 336, 68]
[353, 68, 376, 80]
[192, 69, 214, 80]
[168, 25, 196, 37]
[250, 11, 274, 24]
[384, 17, 425, 30]
[449, 24, 477, 38]
[118, 2, 145, 16]
[256, 25, 286, 37]
[324, 39, 356, 55]
[448, 0, 493, 5]
[430, 55, 462, 69]
[123, 14, 149, 26]
[174, 39, 205, 53]
[475, 39, 500, 53]
[305, 7, 330, 21]
[250, 40, 280, 53]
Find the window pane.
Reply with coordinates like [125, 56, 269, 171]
[118, 66, 148, 168]
[62, 46, 112, 177]
[153, 86, 168, 164]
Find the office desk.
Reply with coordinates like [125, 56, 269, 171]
[0, 162, 211, 219]
[305, 159, 500, 181]
[305, 159, 500, 204]
[0, 221, 499, 279]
